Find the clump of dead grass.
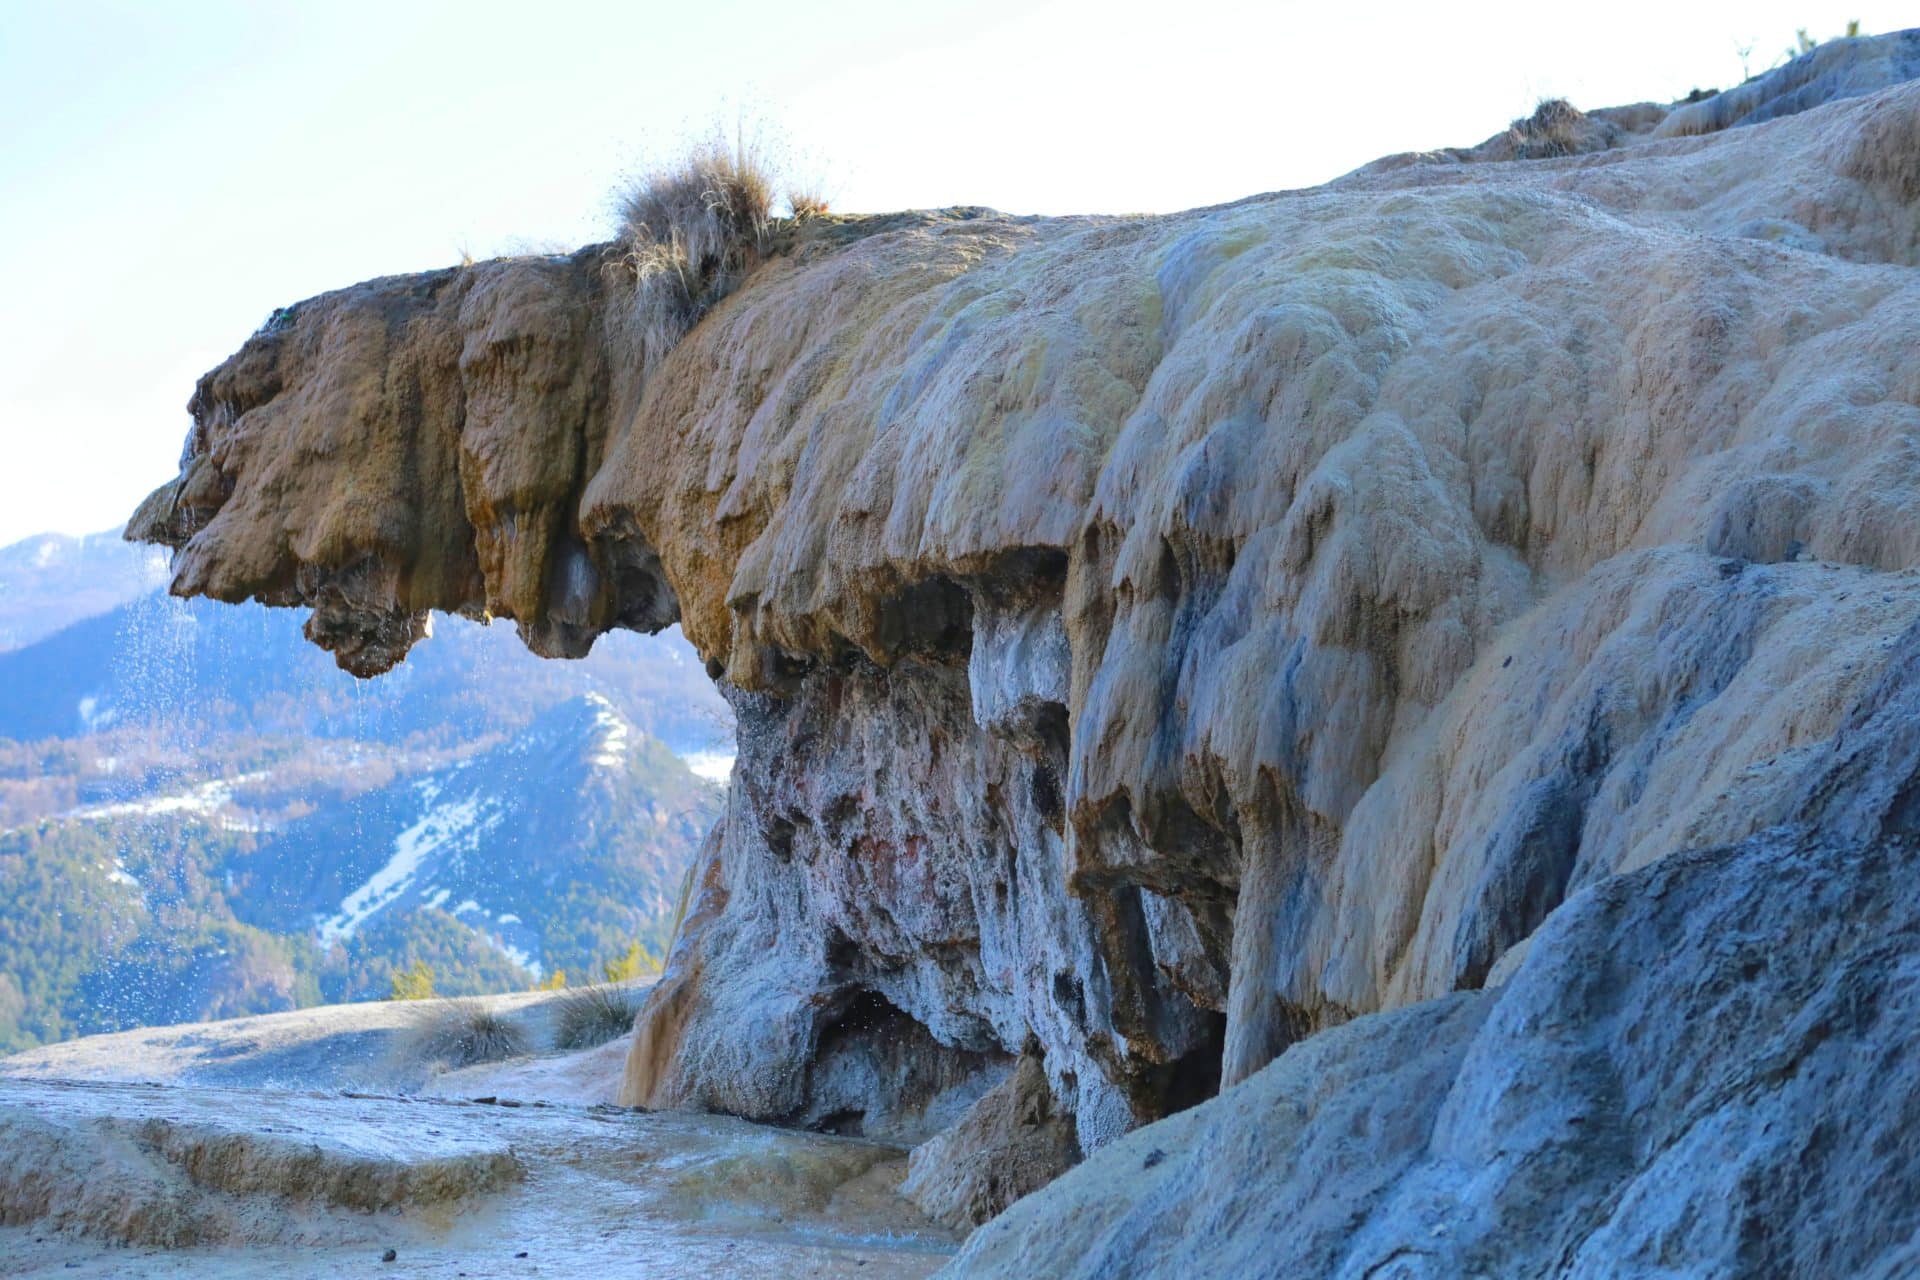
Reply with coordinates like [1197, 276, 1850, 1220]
[1507, 98, 1587, 159]
[616, 128, 778, 370]
[391, 998, 530, 1071]
[552, 982, 645, 1050]
[786, 188, 831, 218]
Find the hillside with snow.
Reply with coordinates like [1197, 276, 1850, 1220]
[0, 531, 729, 1050]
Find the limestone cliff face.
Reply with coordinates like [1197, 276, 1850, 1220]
[133, 32, 1920, 1260]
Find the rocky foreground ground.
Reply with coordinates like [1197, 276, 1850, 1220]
[0, 995, 955, 1277]
[0, 1077, 953, 1278]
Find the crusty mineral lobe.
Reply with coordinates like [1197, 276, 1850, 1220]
[128, 249, 672, 676]
[901, 1050, 1081, 1230]
[132, 31, 1920, 1258]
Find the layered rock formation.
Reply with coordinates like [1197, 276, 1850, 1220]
[131, 31, 1920, 1269]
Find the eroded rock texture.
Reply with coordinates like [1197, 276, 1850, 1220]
[132, 30, 1920, 1264]
[952, 636, 1920, 1274]
[901, 1050, 1081, 1231]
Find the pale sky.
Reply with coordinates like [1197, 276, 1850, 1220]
[0, 0, 1908, 547]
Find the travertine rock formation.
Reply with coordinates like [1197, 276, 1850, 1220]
[0, 1079, 522, 1248]
[131, 31, 1920, 1268]
[953, 644, 1920, 1274]
[0, 1076, 955, 1271]
[901, 1049, 1080, 1230]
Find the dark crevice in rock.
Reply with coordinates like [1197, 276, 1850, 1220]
[1029, 761, 1064, 832]
[873, 574, 974, 665]
[764, 814, 797, 864]
[792, 987, 1011, 1145]
[1147, 1010, 1227, 1117]
[1885, 773, 1920, 837]
[588, 514, 682, 635]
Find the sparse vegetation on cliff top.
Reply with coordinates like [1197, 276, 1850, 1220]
[1507, 97, 1587, 158]
[616, 128, 778, 370]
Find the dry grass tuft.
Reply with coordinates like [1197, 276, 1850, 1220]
[616, 129, 778, 371]
[786, 188, 831, 218]
[553, 982, 644, 1050]
[1508, 98, 1587, 159]
[392, 998, 530, 1070]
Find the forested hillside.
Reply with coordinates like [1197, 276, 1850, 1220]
[0, 533, 729, 1051]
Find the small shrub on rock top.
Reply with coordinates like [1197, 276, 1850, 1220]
[1507, 98, 1587, 159]
[786, 188, 831, 218]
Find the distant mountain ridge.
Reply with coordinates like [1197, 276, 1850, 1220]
[0, 585, 730, 755]
[0, 528, 170, 652]
[240, 693, 711, 980]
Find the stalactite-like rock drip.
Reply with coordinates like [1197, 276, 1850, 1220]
[127, 248, 679, 677]
[131, 39, 1920, 1258]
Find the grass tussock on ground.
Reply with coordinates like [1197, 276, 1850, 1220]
[1507, 98, 1587, 159]
[552, 982, 644, 1050]
[392, 998, 530, 1070]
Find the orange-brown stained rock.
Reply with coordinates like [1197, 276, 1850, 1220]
[620, 831, 728, 1109]
[129, 248, 644, 673]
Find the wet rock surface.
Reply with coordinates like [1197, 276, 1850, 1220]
[950, 604, 1920, 1274]
[0, 1076, 954, 1276]
[120, 29, 1920, 1268]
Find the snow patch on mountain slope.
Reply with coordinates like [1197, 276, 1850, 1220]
[70, 771, 269, 824]
[585, 693, 630, 768]
[76, 695, 115, 732]
[679, 751, 734, 784]
[317, 796, 503, 944]
[484, 932, 541, 978]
